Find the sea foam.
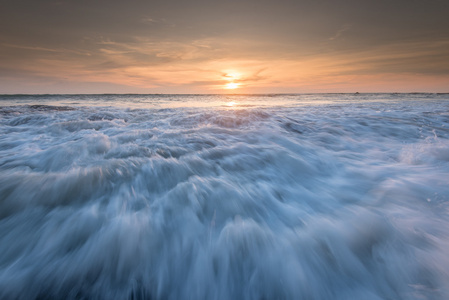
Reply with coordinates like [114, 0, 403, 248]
[0, 94, 448, 299]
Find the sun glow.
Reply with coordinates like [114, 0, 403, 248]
[222, 71, 242, 90]
[225, 82, 240, 89]
[226, 72, 241, 80]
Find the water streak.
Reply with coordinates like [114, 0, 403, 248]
[1, 94, 449, 299]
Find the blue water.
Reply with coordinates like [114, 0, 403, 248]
[1, 94, 449, 299]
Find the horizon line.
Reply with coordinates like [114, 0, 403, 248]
[1, 92, 449, 96]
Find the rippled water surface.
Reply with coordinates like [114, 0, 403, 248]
[1, 94, 449, 299]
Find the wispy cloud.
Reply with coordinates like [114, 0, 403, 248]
[329, 24, 352, 41]
[1, 43, 91, 56]
[2, 35, 448, 93]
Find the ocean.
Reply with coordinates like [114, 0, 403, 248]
[0, 93, 448, 299]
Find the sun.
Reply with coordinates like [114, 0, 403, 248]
[222, 71, 242, 90]
[225, 82, 240, 89]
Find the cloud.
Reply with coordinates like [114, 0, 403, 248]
[141, 17, 159, 24]
[329, 24, 352, 41]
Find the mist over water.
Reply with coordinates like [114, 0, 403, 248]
[1, 94, 449, 299]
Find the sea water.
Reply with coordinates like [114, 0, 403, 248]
[0, 94, 448, 299]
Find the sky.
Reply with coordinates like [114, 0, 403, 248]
[1, 0, 449, 94]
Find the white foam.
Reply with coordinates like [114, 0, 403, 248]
[0, 94, 449, 299]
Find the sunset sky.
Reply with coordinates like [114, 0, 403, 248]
[1, 0, 449, 94]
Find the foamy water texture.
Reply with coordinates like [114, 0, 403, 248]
[1, 94, 449, 299]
